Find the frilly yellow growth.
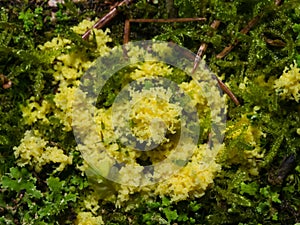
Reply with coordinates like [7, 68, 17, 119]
[20, 96, 52, 125]
[128, 86, 181, 145]
[71, 19, 112, 54]
[73, 57, 222, 204]
[274, 61, 300, 102]
[13, 130, 72, 172]
[155, 144, 222, 202]
[21, 19, 112, 131]
[18, 19, 224, 206]
[54, 83, 77, 131]
[75, 212, 104, 225]
[225, 114, 265, 176]
[129, 62, 173, 80]
[17, 19, 112, 171]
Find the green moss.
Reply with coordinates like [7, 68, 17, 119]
[1, 0, 300, 224]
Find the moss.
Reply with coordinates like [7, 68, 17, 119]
[1, 0, 300, 224]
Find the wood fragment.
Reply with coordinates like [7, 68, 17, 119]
[123, 19, 130, 44]
[3, 80, 12, 89]
[82, 0, 133, 40]
[192, 20, 220, 73]
[265, 38, 286, 47]
[0, 74, 12, 89]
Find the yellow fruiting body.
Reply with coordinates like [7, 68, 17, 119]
[16, 18, 225, 209]
[13, 130, 72, 172]
[75, 212, 104, 225]
[274, 61, 300, 102]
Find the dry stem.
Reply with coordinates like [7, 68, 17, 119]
[82, 0, 133, 40]
[192, 20, 220, 73]
[216, 15, 261, 59]
[216, 0, 283, 59]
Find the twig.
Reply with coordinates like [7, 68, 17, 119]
[216, 15, 261, 59]
[82, 0, 133, 40]
[192, 20, 220, 73]
[191, 20, 240, 105]
[264, 37, 286, 47]
[124, 19, 130, 44]
[216, 0, 283, 59]
[123, 17, 206, 43]
[216, 77, 240, 105]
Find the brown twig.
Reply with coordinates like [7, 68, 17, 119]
[82, 0, 134, 40]
[264, 37, 286, 47]
[216, 15, 261, 59]
[191, 20, 240, 105]
[192, 20, 220, 73]
[216, 0, 282, 59]
[124, 19, 130, 44]
[123, 17, 206, 43]
[216, 78, 240, 105]
[212, 1, 284, 104]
